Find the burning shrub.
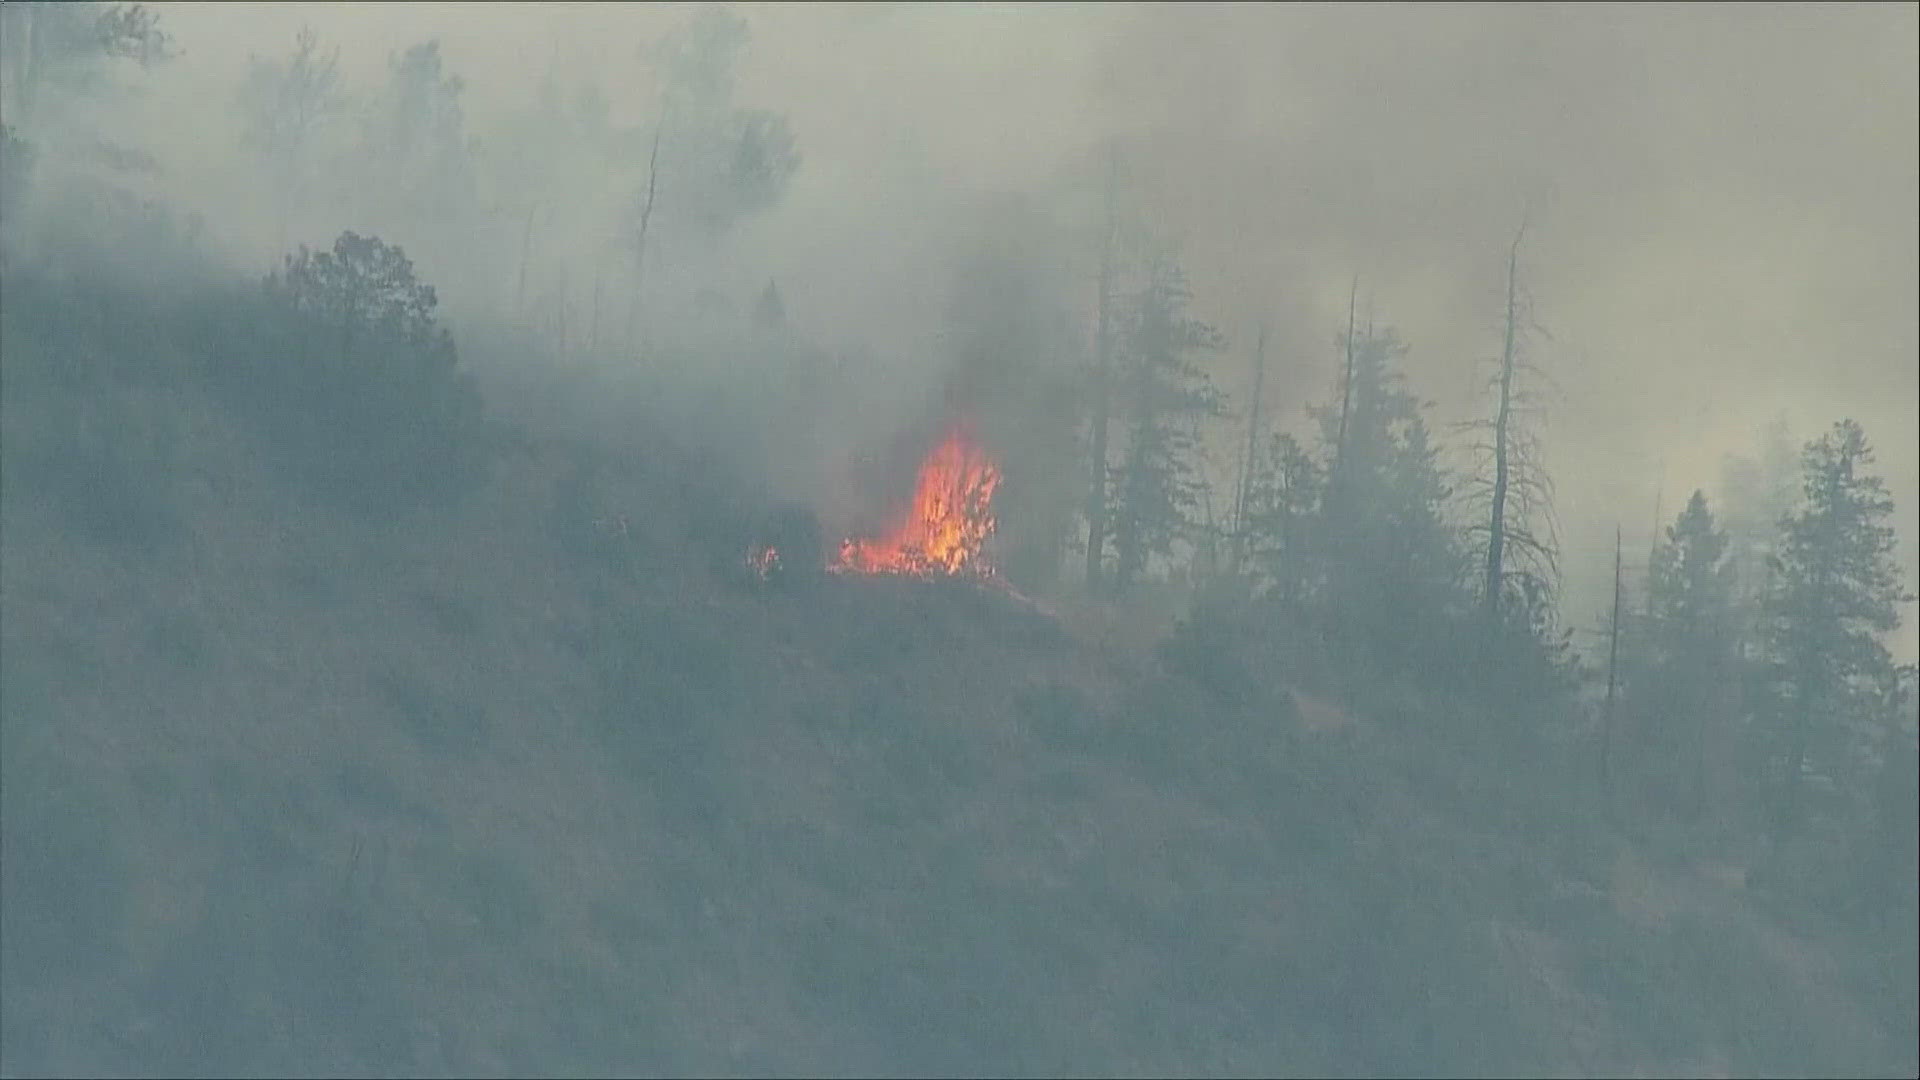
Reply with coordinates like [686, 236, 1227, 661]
[747, 503, 823, 590]
[834, 421, 1001, 579]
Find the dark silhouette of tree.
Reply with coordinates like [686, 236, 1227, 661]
[1602, 525, 1625, 802]
[1310, 324, 1464, 692]
[270, 232, 446, 352]
[1227, 325, 1269, 576]
[1108, 250, 1224, 594]
[1757, 420, 1912, 835]
[255, 232, 485, 510]
[1648, 492, 1738, 670]
[1239, 430, 1321, 609]
[1465, 225, 1559, 635]
[1632, 490, 1740, 817]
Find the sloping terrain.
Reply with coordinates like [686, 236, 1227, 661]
[1, 370, 1914, 1078]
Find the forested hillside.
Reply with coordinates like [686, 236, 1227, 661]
[2, 4, 1914, 1077]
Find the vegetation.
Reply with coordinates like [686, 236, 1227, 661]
[1, 5, 1912, 1077]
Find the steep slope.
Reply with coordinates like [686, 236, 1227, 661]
[3, 371, 1913, 1078]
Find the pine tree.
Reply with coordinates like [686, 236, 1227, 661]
[1758, 420, 1913, 835]
[1107, 251, 1224, 594]
[1310, 325, 1463, 681]
[1240, 430, 1321, 608]
[1636, 490, 1739, 817]
[1649, 492, 1738, 661]
[256, 231, 486, 509]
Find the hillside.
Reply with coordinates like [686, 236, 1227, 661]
[4, 4, 1917, 1071]
[3, 342, 1914, 1077]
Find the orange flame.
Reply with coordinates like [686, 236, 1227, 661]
[834, 422, 1002, 577]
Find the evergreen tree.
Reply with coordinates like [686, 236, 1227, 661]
[1648, 491, 1739, 664]
[1311, 325, 1464, 681]
[1634, 490, 1740, 816]
[270, 231, 447, 350]
[254, 231, 487, 509]
[1758, 420, 1912, 834]
[1106, 250, 1224, 594]
[1239, 430, 1321, 608]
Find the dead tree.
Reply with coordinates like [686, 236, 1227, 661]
[1331, 278, 1358, 504]
[1229, 325, 1267, 574]
[1465, 223, 1559, 631]
[1482, 226, 1522, 622]
[625, 117, 665, 351]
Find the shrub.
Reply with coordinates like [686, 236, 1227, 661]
[231, 231, 492, 513]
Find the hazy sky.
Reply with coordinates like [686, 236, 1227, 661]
[144, 2, 1920, 650]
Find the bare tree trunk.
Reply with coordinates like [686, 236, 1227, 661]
[1197, 467, 1220, 585]
[1483, 226, 1524, 624]
[625, 118, 665, 352]
[1230, 325, 1267, 575]
[1083, 145, 1119, 595]
[1329, 280, 1361, 713]
[1333, 277, 1357, 498]
[1603, 525, 1623, 806]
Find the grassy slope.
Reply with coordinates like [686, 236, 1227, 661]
[2, 366, 1914, 1078]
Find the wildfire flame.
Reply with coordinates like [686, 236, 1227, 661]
[834, 422, 1002, 578]
[747, 544, 781, 581]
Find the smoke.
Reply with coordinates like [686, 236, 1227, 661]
[8, 2, 1914, 648]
